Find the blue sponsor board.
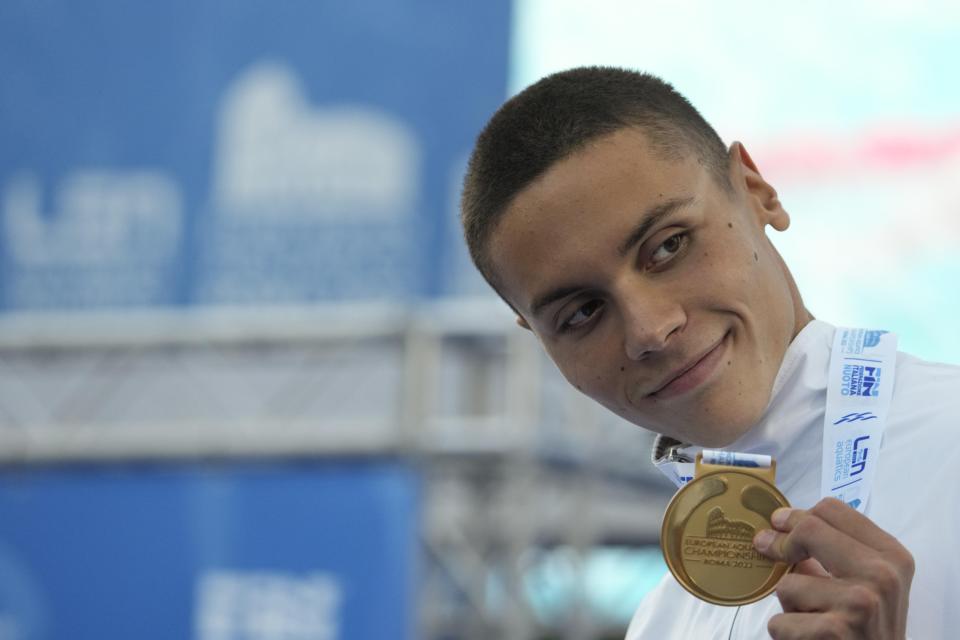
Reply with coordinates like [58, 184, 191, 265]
[0, 462, 419, 639]
[0, 1, 511, 309]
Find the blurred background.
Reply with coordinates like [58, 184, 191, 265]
[0, 1, 957, 639]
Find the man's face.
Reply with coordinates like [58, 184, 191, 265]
[488, 127, 809, 447]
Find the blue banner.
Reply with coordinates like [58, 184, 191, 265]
[0, 462, 420, 639]
[0, 1, 511, 309]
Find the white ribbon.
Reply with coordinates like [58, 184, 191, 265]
[821, 328, 897, 513]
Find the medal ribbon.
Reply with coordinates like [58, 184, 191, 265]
[654, 447, 771, 487]
[820, 327, 897, 513]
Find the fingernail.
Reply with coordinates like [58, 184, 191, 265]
[771, 508, 791, 528]
[754, 529, 774, 551]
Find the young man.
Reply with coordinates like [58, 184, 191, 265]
[460, 67, 959, 639]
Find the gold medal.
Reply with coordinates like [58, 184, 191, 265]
[660, 453, 792, 605]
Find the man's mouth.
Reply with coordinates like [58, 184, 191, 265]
[647, 331, 730, 400]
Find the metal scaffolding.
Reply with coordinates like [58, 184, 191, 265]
[0, 299, 675, 639]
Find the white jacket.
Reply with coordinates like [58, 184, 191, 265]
[627, 320, 960, 639]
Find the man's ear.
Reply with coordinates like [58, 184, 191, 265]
[729, 141, 790, 232]
[516, 315, 531, 330]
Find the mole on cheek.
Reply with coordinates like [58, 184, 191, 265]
[620, 366, 625, 372]
[753, 251, 758, 262]
[727, 222, 733, 229]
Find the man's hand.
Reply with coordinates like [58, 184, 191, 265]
[752, 497, 914, 640]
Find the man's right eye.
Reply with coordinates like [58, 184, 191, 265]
[559, 299, 604, 333]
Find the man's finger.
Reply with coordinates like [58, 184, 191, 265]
[753, 508, 874, 577]
[793, 557, 830, 578]
[775, 573, 832, 612]
[774, 572, 868, 613]
[767, 611, 847, 640]
[774, 498, 902, 553]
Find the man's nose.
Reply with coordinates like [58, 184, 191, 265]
[621, 296, 685, 361]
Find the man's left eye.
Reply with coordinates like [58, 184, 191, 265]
[559, 299, 604, 333]
[650, 232, 688, 266]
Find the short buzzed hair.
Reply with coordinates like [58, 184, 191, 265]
[461, 66, 731, 295]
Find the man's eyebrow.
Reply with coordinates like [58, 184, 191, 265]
[617, 196, 695, 258]
[530, 284, 592, 319]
